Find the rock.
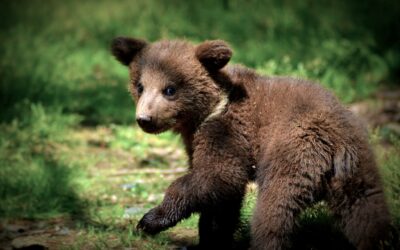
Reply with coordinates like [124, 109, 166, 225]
[121, 183, 137, 191]
[11, 236, 48, 250]
[55, 227, 70, 236]
[123, 207, 146, 218]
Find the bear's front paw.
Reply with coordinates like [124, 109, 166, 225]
[136, 207, 172, 235]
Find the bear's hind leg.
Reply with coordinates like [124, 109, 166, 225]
[251, 174, 320, 250]
[198, 197, 243, 249]
[329, 182, 391, 250]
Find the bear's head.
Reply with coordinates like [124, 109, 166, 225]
[111, 37, 234, 134]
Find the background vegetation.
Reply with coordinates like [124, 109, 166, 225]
[0, 0, 399, 249]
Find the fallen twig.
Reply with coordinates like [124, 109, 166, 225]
[109, 167, 187, 177]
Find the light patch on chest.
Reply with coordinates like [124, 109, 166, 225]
[204, 93, 228, 123]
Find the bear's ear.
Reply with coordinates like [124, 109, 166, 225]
[195, 40, 232, 71]
[111, 37, 147, 66]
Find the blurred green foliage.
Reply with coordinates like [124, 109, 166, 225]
[1, 0, 399, 124]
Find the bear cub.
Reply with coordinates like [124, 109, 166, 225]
[111, 37, 390, 250]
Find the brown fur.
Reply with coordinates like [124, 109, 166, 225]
[111, 37, 391, 250]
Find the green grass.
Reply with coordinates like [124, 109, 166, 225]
[0, 0, 399, 249]
[0, 105, 85, 218]
[0, 104, 195, 249]
[372, 131, 400, 226]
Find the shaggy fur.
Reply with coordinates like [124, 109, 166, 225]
[111, 37, 391, 250]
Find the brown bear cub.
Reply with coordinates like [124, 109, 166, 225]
[111, 37, 390, 250]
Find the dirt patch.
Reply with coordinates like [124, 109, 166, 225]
[0, 218, 76, 250]
[349, 90, 400, 131]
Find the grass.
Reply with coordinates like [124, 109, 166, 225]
[373, 131, 400, 226]
[0, 105, 84, 219]
[0, 104, 196, 249]
[0, 0, 399, 249]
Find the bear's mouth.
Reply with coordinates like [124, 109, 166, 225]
[139, 124, 165, 134]
[138, 120, 172, 134]
[136, 116, 177, 134]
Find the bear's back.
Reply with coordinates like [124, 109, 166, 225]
[224, 65, 368, 163]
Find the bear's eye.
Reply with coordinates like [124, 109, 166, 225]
[137, 82, 144, 95]
[163, 86, 176, 97]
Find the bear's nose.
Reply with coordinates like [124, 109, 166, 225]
[136, 115, 153, 128]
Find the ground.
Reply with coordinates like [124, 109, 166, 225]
[0, 91, 399, 250]
[0, 125, 199, 250]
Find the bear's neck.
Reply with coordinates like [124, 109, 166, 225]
[174, 94, 228, 166]
[176, 124, 195, 166]
[203, 93, 228, 123]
